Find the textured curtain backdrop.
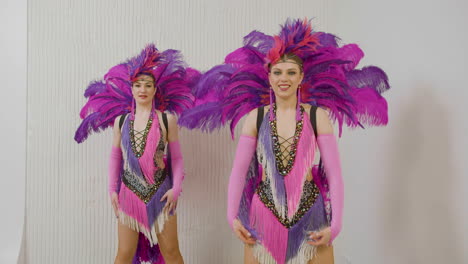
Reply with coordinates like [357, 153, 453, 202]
[22, 1, 328, 263]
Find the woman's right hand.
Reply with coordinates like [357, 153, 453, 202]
[110, 192, 119, 219]
[232, 219, 256, 245]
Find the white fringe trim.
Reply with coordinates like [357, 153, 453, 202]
[258, 141, 287, 219]
[286, 119, 314, 221]
[252, 243, 278, 264]
[252, 241, 317, 264]
[286, 240, 317, 264]
[118, 210, 169, 246]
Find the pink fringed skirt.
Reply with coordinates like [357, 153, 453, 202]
[248, 179, 329, 264]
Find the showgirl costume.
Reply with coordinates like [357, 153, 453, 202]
[75, 44, 199, 264]
[180, 19, 390, 264]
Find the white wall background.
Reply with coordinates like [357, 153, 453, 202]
[329, 0, 467, 263]
[0, 0, 27, 263]
[2, 0, 466, 263]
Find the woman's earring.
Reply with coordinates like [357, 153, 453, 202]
[269, 87, 275, 121]
[296, 84, 302, 121]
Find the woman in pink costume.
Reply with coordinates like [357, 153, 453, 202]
[75, 44, 199, 264]
[180, 19, 390, 263]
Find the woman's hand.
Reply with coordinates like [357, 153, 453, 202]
[110, 192, 119, 219]
[307, 227, 331, 246]
[232, 219, 256, 245]
[161, 189, 177, 213]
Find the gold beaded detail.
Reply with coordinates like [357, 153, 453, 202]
[122, 168, 167, 204]
[256, 178, 320, 228]
[123, 114, 168, 203]
[129, 117, 153, 158]
[270, 104, 305, 176]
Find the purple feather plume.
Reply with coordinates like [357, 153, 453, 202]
[75, 44, 199, 143]
[180, 18, 390, 137]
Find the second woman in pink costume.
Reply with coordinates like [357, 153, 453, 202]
[76, 44, 199, 264]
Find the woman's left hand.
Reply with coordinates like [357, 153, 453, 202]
[160, 189, 178, 214]
[307, 227, 331, 246]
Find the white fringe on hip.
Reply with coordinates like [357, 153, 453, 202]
[118, 209, 170, 246]
[252, 240, 317, 264]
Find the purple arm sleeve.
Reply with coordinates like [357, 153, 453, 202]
[227, 135, 257, 228]
[317, 134, 344, 243]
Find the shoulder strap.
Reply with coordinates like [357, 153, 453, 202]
[119, 114, 127, 130]
[256, 106, 264, 134]
[255, 106, 317, 138]
[309, 106, 318, 139]
[162, 112, 169, 136]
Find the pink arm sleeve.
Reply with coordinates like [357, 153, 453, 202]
[169, 141, 185, 200]
[108, 146, 123, 197]
[317, 134, 344, 243]
[227, 135, 257, 228]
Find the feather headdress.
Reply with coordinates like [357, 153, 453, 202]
[75, 44, 199, 143]
[179, 18, 390, 137]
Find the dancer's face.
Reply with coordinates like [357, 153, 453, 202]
[268, 60, 304, 101]
[132, 74, 156, 104]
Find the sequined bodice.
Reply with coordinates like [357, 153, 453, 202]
[255, 106, 318, 228]
[256, 178, 320, 228]
[270, 104, 305, 176]
[121, 114, 167, 203]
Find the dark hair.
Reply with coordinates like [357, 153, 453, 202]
[268, 53, 303, 72]
[133, 72, 155, 83]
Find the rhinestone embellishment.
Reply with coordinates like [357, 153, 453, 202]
[270, 104, 304, 176]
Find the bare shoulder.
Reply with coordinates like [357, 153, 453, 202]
[111, 114, 125, 147]
[241, 108, 259, 137]
[164, 112, 178, 124]
[301, 103, 311, 113]
[316, 107, 334, 135]
[155, 110, 177, 126]
[300, 104, 333, 134]
[113, 114, 125, 132]
[316, 107, 329, 119]
[161, 111, 180, 142]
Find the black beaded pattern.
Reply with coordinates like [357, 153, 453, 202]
[122, 168, 167, 204]
[270, 104, 305, 176]
[129, 117, 153, 158]
[153, 124, 166, 167]
[256, 178, 320, 228]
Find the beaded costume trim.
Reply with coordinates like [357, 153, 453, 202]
[256, 178, 320, 228]
[123, 115, 167, 203]
[129, 117, 153, 158]
[122, 168, 166, 203]
[270, 104, 304, 176]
